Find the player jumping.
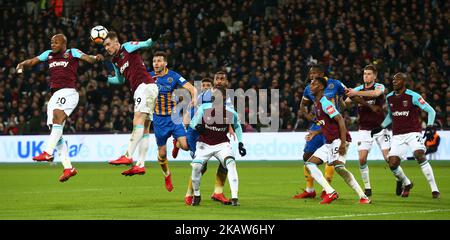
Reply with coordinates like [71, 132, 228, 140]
[371, 73, 440, 198]
[104, 32, 159, 178]
[16, 33, 103, 182]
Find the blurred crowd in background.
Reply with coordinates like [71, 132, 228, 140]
[0, 0, 448, 135]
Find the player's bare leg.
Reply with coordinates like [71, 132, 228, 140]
[158, 145, 173, 192]
[413, 149, 440, 198]
[305, 156, 338, 204]
[358, 150, 372, 196]
[211, 163, 231, 205]
[172, 136, 189, 159]
[388, 156, 413, 197]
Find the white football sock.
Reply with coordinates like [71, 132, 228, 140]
[45, 124, 63, 154]
[359, 163, 371, 189]
[306, 163, 335, 194]
[136, 134, 149, 168]
[192, 163, 203, 196]
[391, 166, 411, 186]
[56, 138, 72, 169]
[226, 159, 239, 199]
[125, 125, 144, 158]
[336, 165, 367, 199]
[419, 161, 439, 192]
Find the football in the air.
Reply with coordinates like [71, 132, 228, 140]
[90, 25, 108, 45]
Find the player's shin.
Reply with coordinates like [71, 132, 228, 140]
[125, 125, 144, 158]
[158, 156, 170, 176]
[225, 159, 239, 199]
[45, 124, 63, 154]
[419, 161, 439, 192]
[56, 138, 72, 169]
[305, 162, 334, 194]
[186, 179, 194, 196]
[192, 163, 203, 196]
[136, 134, 149, 167]
[214, 164, 227, 194]
[335, 165, 367, 199]
[390, 165, 411, 186]
[324, 164, 334, 183]
[303, 165, 314, 192]
[359, 163, 371, 189]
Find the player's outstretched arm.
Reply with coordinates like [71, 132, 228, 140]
[80, 53, 104, 64]
[347, 88, 384, 98]
[189, 103, 208, 130]
[16, 57, 41, 73]
[122, 39, 154, 53]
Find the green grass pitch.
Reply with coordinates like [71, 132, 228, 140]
[0, 160, 449, 220]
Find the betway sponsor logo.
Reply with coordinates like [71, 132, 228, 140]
[205, 124, 227, 132]
[120, 61, 129, 74]
[392, 111, 409, 117]
[49, 61, 69, 68]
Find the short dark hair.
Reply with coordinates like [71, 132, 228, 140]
[214, 71, 228, 79]
[201, 77, 213, 84]
[315, 76, 327, 88]
[153, 51, 167, 61]
[105, 31, 118, 41]
[364, 64, 377, 74]
[309, 64, 324, 73]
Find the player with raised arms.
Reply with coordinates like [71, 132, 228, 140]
[104, 31, 159, 178]
[16, 33, 103, 182]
